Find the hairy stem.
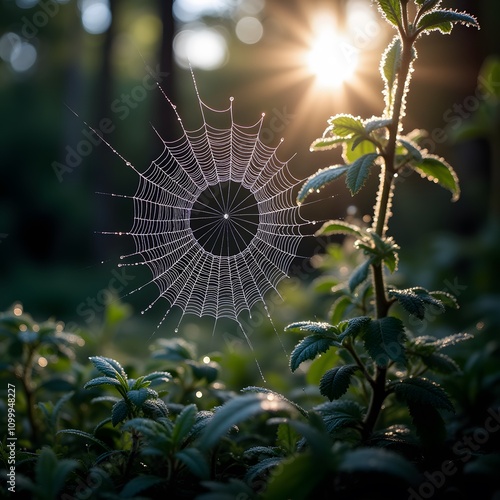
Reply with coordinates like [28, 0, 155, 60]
[363, 10, 415, 437]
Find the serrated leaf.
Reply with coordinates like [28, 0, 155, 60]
[429, 290, 459, 309]
[328, 114, 365, 137]
[363, 317, 407, 366]
[175, 448, 210, 479]
[143, 371, 172, 384]
[339, 448, 419, 485]
[297, 165, 349, 204]
[381, 36, 402, 107]
[337, 316, 372, 341]
[319, 364, 359, 401]
[84, 376, 122, 390]
[413, 155, 460, 201]
[314, 400, 365, 433]
[377, 0, 402, 27]
[392, 377, 454, 412]
[89, 356, 126, 379]
[314, 220, 364, 238]
[417, 10, 479, 34]
[346, 153, 379, 195]
[198, 394, 295, 451]
[421, 352, 460, 374]
[245, 456, 283, 484]
[432, 332, 473, 349]
[289, 335, 338, 372]
[398, 137, 423, 161]
[364, 117, 392, 134]
[127, 388, 154, 407]
[389, 289, 427, 319]
[142, 399, 169, 419]
[348, 259, 371, 292]
[310, 136, 345, 151]
[415, 0, 442, 12]
[285, 321, 337, 335]
[112, 399, 129, 426]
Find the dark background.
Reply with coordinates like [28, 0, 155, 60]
[0, 0, 498, 363]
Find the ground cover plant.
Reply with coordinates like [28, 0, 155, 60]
[2, 1, 500, 499]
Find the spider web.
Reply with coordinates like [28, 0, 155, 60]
[99, 74, 310, 366]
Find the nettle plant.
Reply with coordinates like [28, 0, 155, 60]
[288, 0, 478, 443]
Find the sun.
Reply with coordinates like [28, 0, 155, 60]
[306, 20, 359, 88]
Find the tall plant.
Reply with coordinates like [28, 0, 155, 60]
[288, 0, 478, 440]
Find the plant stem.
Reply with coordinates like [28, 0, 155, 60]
[363, 12, 415, 438]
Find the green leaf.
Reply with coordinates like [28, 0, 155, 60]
[241, 387, 308, 417]
[381, 36, 402, 107]
[143, 371, 172, 384]
[479, 56, 500, 100]
[285, 321, 337, 335]
[290, 335, 338, 372]
[364, 117, 392, 134]
[348, 259, 372, 292]
[392, 377, 454, 412]
[277, 422, 301, 452]
[328, 114, 365, 137]
[329, 295, 355, 325]
[175, 448, 210, 479]
[389, 288, 427, 319]
[314, 220, 363, 238]
[314, 400, 365, 433]
[120, 476, 165, 498]
[415, 0, 442, 12]
[398, 137, 423, 161]
[89, 356, 126, 380]
[337, 316, 372, 342]
[339, 448, 419, 486]
[263, 453, 325, 500]
[112, 399, 129, 426]
[84, 376, 122, 390]
[343, 138, 377, 163]
[376, 0, 402, 28]
[417, 10, 479, 34]
[346, 153, 379, 195]
[297, 165, 349, 204]
[35, 447, 79, 500]
[413, 155, 460, 201]
[198, 394, 295, 451]
[429, 290, 459, 309]
[310, 136, 345, 151]
[57, 429, 111, 451]
[172, 404, 197, 447]
[432, 332, 473, 349]
[306, 348, 341, 386]
[420, 352, 460, 374]
[319, 364, 359, 401]
[363, 317, 407, 366]
[245, 457, 283, 484]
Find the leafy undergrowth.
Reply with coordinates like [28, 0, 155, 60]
[0, 303, 499, 500]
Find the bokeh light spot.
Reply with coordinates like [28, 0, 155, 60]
[81, 0, 112, 35]
[174, 28, 227, 70]
[236, 16, 263, 45]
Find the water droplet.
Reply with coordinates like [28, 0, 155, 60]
[223, 213, 229, 220]
[174, 327, 179, 333]
[229, 96, 234, 102]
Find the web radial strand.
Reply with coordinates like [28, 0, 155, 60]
[117, 83, 308, 325]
